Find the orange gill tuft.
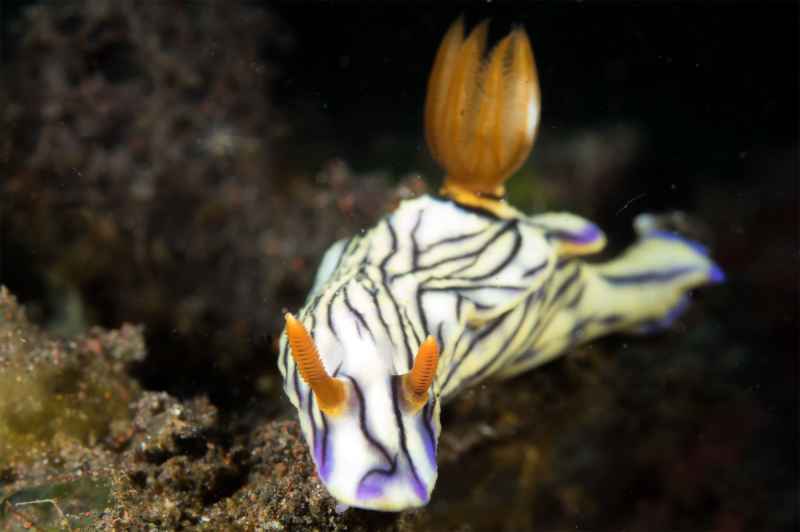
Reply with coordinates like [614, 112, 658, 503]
[424, 18, 540, 203]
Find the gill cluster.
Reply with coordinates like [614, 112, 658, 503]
[424, 17, 540, 215]
[284, 313, 438, 415]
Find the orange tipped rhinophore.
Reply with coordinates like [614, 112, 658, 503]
[424, 18, 540, 212]
[285, 313, 347, 415]
[402, 336, 439, 412]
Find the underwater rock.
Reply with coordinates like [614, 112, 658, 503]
[0, 286, 143, 469]
[0, 286, 141, 529]
[191, 419, 427, 531]
[129, 392, 219, 464]
[98, 391, 244, 529]
[95, 411, 421, 530]
[1, 0, 292, 403]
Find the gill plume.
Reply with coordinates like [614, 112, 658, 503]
[424, 17, 540, 209]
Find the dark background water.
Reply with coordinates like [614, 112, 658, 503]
[1, 2, 797, 530]
[268, 4, 796, 172]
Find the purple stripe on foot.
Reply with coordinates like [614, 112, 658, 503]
[314, 437, 332, 482]
[572, 223, 602, 244]
[356, 475, 386, 500]
[412, 476, 429, 503]
[663, 295, 691, 327]
[603, 265, 698, 285]
[547, 224, 602, 245]
[418, 417, 437, 468]
[708, 264, 726, 284]
[635, 295, 691, 334]
[646, 230, 710, 257]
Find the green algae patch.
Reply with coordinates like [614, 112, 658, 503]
[0, 475, 112, 531]
[0, 287, 145, 467]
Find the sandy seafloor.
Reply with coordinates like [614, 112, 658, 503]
[0, 2, 797, 531]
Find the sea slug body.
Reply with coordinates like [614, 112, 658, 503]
[278, 17, 723, 511]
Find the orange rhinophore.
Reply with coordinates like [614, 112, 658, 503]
[402, 336, 439, 411]
[424, 17, 540, 211]
[284, 312, 347, 414]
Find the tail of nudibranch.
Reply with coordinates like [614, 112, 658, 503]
[424, 18, 540, 212]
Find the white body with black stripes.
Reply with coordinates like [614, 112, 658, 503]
[278, 195, 723, 511]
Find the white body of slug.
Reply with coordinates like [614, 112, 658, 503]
[278, 195, 722, 510]
[277, 18, 723, 512]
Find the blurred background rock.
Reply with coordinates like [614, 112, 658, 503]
[0, 0, 401, 407]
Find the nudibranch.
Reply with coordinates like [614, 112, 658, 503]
[278, 17, 723, 512]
